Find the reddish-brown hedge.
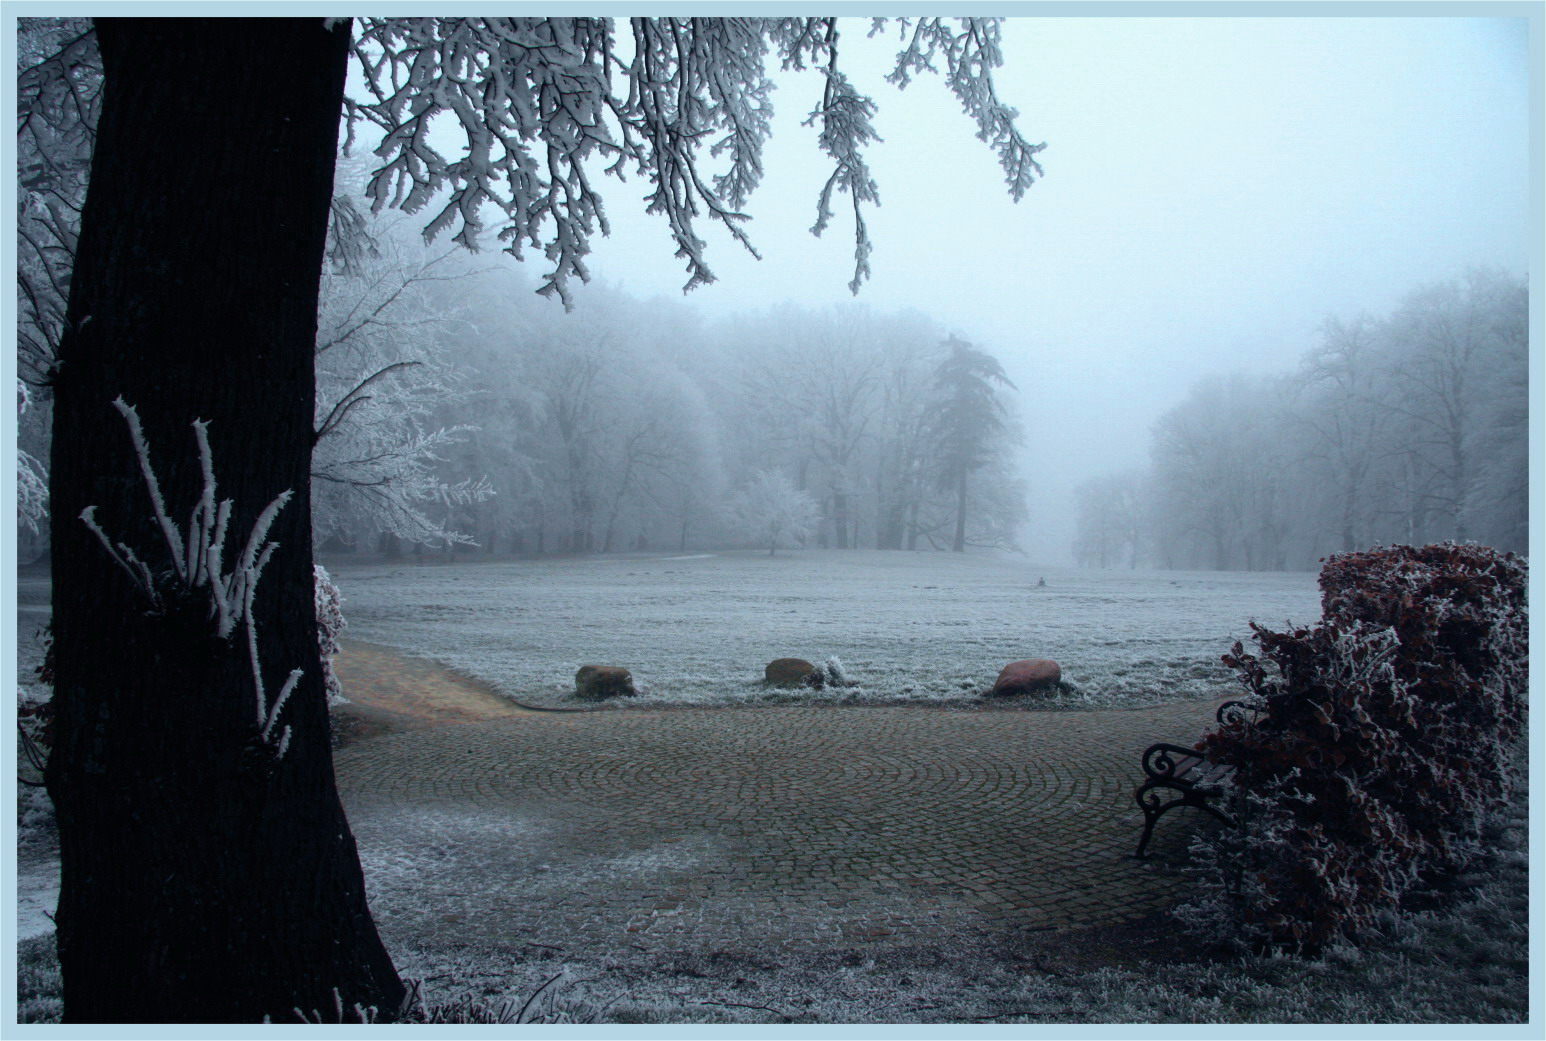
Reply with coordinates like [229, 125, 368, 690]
[1195, 544, 1527, 950]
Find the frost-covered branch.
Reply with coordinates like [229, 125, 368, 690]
[348, 17, 1041, 306]
[882, 18, 1046, 200]
[315, 360, 423, 442]
[16, 381, 49, 533]
[313, 215, 496, 546]
[16, 18, 100, 383]
[350, 18, 622, 308]
[804, 66, 880, 294]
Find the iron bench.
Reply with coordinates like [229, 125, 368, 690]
[1132, 699, 1258, 858]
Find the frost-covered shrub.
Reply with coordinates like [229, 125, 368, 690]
[822, 656, 854, 688]
[1318, 542, 1528, 757]
[1183, 543, 1527, 952]
[315, 564, 349, 707]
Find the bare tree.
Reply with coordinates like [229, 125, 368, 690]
[1379, 268, 1524, 544]
[312, 214, 495, 548]
[1132, 270, 1526, 570]
[869, 315, 946, 550]
[727, 467, 820, 555]
[1291, 314, 1399, 554]
[736, 306, 885, 548]
[1072, 470, 1145, 568]
[1150, 375, 1281, 570]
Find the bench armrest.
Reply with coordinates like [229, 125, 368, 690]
[1141, 742, 1205, 781]
[1216, 699, 1263, 727]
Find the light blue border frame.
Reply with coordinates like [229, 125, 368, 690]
[2, 3, 1540, 1039]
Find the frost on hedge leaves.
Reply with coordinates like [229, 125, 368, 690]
[346, 17, 1042, 308]
[1180, 543, 1528, 953]
[79, 398, 301, 757]
[315, 564, 349, 707]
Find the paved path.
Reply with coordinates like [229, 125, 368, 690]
[331, 641, 1218, 958]
[331, 638, 531, 740]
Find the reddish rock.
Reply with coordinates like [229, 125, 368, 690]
[991, 659, 1061, 697]
[575, 665, 635, 700]
[765, 657, 819, 688]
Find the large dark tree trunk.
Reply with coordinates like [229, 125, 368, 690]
[45, 18, 405, 1023]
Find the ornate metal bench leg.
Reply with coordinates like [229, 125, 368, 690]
[1134, 785, 1163, 858]
[1134, 786, 1237, 858]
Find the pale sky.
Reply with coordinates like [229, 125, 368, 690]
[559, 14, 1532, 563]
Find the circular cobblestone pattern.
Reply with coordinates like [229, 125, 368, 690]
[334, 650, 1221, 958]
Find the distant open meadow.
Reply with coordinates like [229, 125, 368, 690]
[325, 550, 1324, 709]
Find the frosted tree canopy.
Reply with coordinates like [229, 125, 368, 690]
[346, 17, 1045, 305]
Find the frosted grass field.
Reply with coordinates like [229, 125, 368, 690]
[14, 556, 1529, 1023]
[327, 550, 1324, 709]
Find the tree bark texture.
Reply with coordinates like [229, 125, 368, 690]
[46, 18, 405, 1023]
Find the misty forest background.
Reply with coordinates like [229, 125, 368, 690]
[14, 22, 1528, 572]
[21, 204, 1526, 570]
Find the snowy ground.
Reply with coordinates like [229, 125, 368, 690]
[324, 550, 1323, 709]
[15, 555, 1527, 1024]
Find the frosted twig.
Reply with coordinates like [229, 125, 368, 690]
[244, 574, 264, 724]
[236, 491, 293, 577]
[189, 419, 218, 587]
[80, 504, 158, 600]
[263, 669, 304, 741]
[209, 499, 231, 581]
[111, 397, 186, 579]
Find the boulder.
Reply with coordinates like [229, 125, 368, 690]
[765, 657, 819, 688]
[575, 665, 635, 700]
[990, 658, 1061, 697]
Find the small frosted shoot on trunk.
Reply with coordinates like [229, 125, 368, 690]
[261, 668, 303, 742]
[81, 398, 302, 757]
[111, 397, 187, 578]
[79, 506, 160, 606]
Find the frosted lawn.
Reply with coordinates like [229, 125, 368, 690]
[326, 550, 1322, 709]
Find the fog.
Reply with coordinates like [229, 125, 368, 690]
[17, 14, 1529, 569]
[548, 16, 1530, 564]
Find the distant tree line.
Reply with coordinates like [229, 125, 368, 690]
[17, 202, 1028, 561]
[1073, 268, 1528, 571]
[357, 222, 1030, 558]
